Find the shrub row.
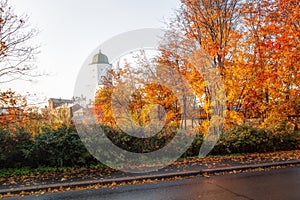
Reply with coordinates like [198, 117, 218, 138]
[211, 122, 300, 155]
[0, 126, 97, 168]
[0, 122, 299, 168]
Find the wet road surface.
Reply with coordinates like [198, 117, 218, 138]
[5, 166, 300, 200]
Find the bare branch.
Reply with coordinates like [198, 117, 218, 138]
[0, 0, 39, 83]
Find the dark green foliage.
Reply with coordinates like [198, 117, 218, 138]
[181, 133, 203, 158]
[0, 126, 97, 168]
[102, 125, 177, 153]
[211, 123, 300, 155]
[0, 129, 33, 168]
[0, 122, 299, 169]
[30, 126, 97, 167]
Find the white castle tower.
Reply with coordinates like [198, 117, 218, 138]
[89, 50, 112, 89]
[73, 50, 113, 109]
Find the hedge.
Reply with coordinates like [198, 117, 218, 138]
[211, 122, 300, 155]
[0, 122, 299, 168]
[0, 128, 33, 168]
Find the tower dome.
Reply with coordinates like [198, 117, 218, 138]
[90, 50, 109, 65]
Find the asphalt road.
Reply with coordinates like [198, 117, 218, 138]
[6, 166, 300, 200]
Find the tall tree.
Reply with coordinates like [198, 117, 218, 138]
[238, 0, 300, 126]
[158, 0, 300, 129]
[0, 0, 38, 83]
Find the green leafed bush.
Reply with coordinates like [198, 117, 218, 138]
[211, 123, 300, 155]
[30, 126, 97, 167]
[0, 122, 299, 169]
[0, 129, 33, 168]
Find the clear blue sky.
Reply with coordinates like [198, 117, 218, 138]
[5, 0, 180, 101]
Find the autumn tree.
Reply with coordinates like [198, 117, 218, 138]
[94, 87, 115, 126]
[0, 0, 41, 134]
[127, 83, 181, 128]
[234, 0, 300, 127]
[0, 89, 29, 131]
[158, 0, 300, 129]
[0, 0, 38, 83]
[157, 0, 242, 132]
[95, 0, 300, 132]
[93, 53, 185, 133]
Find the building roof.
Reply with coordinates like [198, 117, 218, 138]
[90, 50, 109, 65]
[49, 98, 73, 104]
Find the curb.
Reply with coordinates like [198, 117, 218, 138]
[1, 160, 299, 195]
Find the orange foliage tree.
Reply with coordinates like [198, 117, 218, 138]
[93, 54, 186, 132]
[0, 89, 29, 131]
[158, 0, 300, 129]
[94, 0, 300, 131]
